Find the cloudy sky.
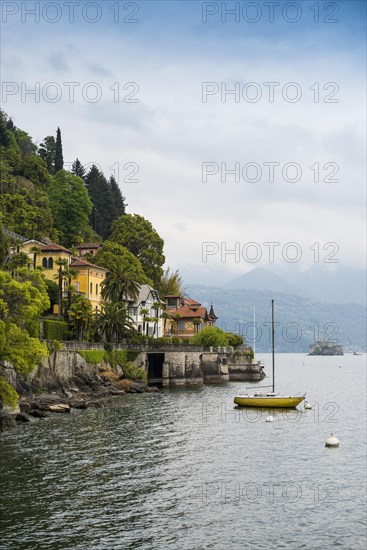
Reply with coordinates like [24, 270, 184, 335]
[2, 0, 366, 285]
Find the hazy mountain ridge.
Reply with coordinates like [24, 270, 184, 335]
[224, 267, 366, 306]
[187, 284, 366, 353]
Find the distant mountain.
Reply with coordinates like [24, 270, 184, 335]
[224, 267, 306, 297]
[277, 266, 366, 306]
[223, 266, 366, 306]
[186, 284, 366, 353]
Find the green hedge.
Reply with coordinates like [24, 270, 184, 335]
[76, 350, 106, 365]
[43, 319, 70, 341]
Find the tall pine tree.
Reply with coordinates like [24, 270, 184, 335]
[54, 127, 63, 173]
[71, 158, 86, 180]
[38, 135, 56, 173]
[86, 165, 114, 239]
[109, 176, 126, 220]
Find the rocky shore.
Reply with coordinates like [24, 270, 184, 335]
[0, 365, 157, 432]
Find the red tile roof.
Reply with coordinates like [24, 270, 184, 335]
[168, 305, 208, 319]
[40, 243, 73, 254]
[70, 258, 107, 271]
[77, 243, 102, 249]
[184, 298, 201, 306]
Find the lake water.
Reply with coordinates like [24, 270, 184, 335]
[0, 354, 366, 549]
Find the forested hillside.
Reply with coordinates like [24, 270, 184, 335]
[0, 110, 125, 246]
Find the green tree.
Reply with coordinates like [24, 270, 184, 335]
[0, 269, 49, 407]
[54, 127, 63, 173]
[0, 190, 54, 240]
[171, 313, 182, 336]
[94, 241, 151, 285]
[193, 318, 203, 334]
[44, 279, 59, 314]
[161, 311, 171, 336]
[111, 214, 165, 287]
[152, 302, 162, 336]
[109, 176, 126, 220]
[86, 165, 114, 238]
[48, 170, 93, 247]
[191, 326, 229, 347]
[68, 294, 93, 340]
[0, 110, 12, 147]
[6, 252, 29, 276]
[94, 302, 134, 343]
[71, 158, 86, 180]
[21, 155, 50, 188]
[159, 267, 184, 298]
[53, 258, 68, 317]
[38, 135, 56, 174]
[101, 263, 141, 304]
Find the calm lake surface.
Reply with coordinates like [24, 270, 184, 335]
[1, 353, 366, 550]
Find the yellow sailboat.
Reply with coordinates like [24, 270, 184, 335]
[234, 300, 305, 409]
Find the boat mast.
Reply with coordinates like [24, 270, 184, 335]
[272, 299, 275, 393]
[253, 305, 256, 357]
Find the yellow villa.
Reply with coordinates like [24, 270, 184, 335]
[70, 258, 107, 313]
[18, 239, 107, 312]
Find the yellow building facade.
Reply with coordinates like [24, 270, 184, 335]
[19, 240, 107, 312]
[70, 258, 107, 312]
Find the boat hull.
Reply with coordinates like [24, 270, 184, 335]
[234, 395, 305, 409]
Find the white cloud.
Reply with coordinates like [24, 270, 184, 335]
[1, 11, 365, 283]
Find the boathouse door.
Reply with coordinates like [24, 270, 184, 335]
[147, 353, 164, 387]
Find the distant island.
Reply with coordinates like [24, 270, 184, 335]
[309, 341, 344, 356]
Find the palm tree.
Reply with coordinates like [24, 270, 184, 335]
[94, 302, 134, 343]
[171, 313, 182, 336]
[29, 245, 41, 270]
[161, 311, 171, 337]
[193, 318, 202, 334]
[54, 258, 68, 316]
[152, 301, 162, 336]
[68, 294, 93, 340]
[63, 266, 79, 316]
[140, 308, 149, 335]
[101, 262, 140, 304]
[159, 267, 185, 298]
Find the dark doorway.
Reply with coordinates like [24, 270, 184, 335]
[147, 353, 165, 387]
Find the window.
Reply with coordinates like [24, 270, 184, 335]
[96, 283, 98, 295]
[179, 321, 185, 332]
[42, 257, 47, 269]
[90, 282, 93, 295]
[48, 257, 53, 269]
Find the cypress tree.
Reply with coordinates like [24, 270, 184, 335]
[71, 158, 86, 180]
[54, 127, 64, 173]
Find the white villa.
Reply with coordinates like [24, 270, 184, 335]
[128, 284, 164, 337]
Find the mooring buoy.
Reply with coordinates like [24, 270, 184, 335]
[325, 433, 340, 447]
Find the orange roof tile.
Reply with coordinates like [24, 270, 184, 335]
[40, 243, 73, 254]
[70, 258, 107, 271]
[77, 243, 102, 249]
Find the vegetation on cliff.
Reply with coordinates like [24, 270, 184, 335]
[0, 269, 49, 407]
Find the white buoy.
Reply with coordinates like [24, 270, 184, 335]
[304, 401, 312, 410]
[265, 414, 274, 422]
[325, 433, 340, 447]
